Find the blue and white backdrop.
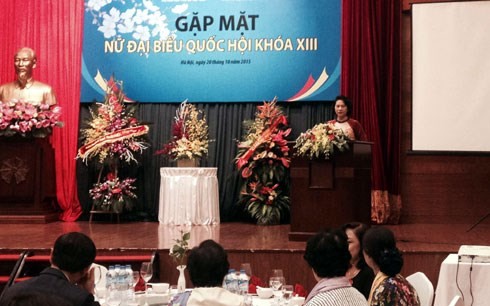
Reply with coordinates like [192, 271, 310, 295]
[81, 0, 341, 103]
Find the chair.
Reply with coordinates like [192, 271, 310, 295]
[447, 295, 463, 306]
[406, 272, 434, 306]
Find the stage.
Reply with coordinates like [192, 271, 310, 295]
[0, 221, 488, 292]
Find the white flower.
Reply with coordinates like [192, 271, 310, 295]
[134, 9, 150, 24]
[87, 0, 112, 11]
[98, 18, 117, 38]
[172, 4, 188, 15]
[104, 7, 121, 24]
[142, 0, 160, 12]
[117, 7, 136, 33]
[133, 25, 151, 41]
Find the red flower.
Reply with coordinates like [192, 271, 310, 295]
[236, 158, 248, 170]
[241, 166, 253, 178]
[111, 188, 122, 194]
[106, 172, 116, 181]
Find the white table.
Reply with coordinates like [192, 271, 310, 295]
[434, 253, 490, 306]
[158, 167, 220, 225]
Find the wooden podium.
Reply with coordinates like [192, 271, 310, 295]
[289, 141, 372, 241]
[0, 137, 59, 223]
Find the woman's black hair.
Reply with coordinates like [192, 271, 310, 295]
[334, 95, 353, 117]
[187, 239, 230, 287]
[362, 227, 403, 277]
[342, 222, 370, 269]
[303, 228, 351, 278]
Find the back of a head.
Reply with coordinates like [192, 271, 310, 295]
[51, 232, 96, 273]
[362, 227, 403, 277]
[303, 228, 351, 278]
[187, 239, 229, 287]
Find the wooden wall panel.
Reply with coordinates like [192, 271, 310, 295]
[400, 7, 490, 225]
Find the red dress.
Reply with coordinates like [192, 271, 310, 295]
[327, 118, 368, 141]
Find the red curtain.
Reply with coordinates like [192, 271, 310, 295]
[0, 0, 84, 221]
[341, 0, 402, 224]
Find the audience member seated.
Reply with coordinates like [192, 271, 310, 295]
[0, 232, 99, 306]
[3, 291, 73, 306]
[303, 228, 368, 306]
[362, 226, 420, 306]
[342, 222, 375, 299]
[169, 239, 243, 306]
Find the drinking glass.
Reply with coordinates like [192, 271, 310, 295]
[140, 262, 153, 306]
[272, 269, 284, 278]
[130, 271, 140, 300]
[240, 263, 253, 277]
[140, 262, 153, 288]
[269, 276, 284, 292]
[105, 290, 121, 306]
[243, 294, 253, 306]
[282, 284, 294, 302]
[269, 276, 284, 304]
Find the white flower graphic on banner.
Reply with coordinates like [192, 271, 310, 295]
[86, 0, 186, 41]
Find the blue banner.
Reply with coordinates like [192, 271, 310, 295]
[81, 0, 341, 103]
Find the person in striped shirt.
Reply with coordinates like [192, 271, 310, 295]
[303, 229, 368, 306]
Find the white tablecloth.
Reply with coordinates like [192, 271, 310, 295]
[434, 253, 490, 306]
[158, 167, 220, 225]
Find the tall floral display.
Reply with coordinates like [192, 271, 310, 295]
[235, 98, 291, 225]
[156, 100, 209, 165]
[77, 78, 149, 213]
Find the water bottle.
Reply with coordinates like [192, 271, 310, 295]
[231, 270, 239, 294]
[238, 269, 249, 295]
[224, 269, 235, 292]
[106, 266, 117, 303]
[106, 266, 115, 291]
[124, 265, 134, 300]
[115, 264, 125, 301]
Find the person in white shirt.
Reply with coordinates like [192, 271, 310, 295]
[169, 239, 244, 306]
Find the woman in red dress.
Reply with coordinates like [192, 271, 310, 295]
[327, 95, 367, 141]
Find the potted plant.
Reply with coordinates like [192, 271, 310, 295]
[169, 230, 190, 292]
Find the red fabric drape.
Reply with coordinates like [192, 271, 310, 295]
[341, 0, 402, 224]
[0, 0, 84, 221]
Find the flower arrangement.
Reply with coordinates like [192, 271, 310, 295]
[0, 100, 63, 138]
[78, 77, 148, 213]
[88, 172, 137, 213]
[77, 77, 149, 164]
[294, 122, 350, 159]
[235, 98, 291, 225]
[169, 230, 190, 266]
[156, 100, 209, 161]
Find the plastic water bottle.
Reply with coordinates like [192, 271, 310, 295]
[106, 266, 115, 291]
[231, 270, 239, 294]
[124, 265, 134, 300]
[238, 269, 249, 295]
[115, 264, 126, 301]
[224, 269, 236, 293]
[106, 266, 117, 303]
